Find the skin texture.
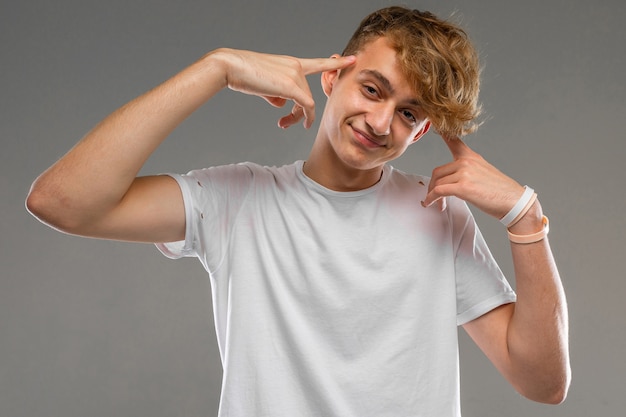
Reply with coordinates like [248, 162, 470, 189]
[304, 38, 431, 191]
[26, 36, 570, 404]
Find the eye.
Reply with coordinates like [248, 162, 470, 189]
[401, 109, 417, 123]
[363, 85, 378, 97]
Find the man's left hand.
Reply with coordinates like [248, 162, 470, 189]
[422, 135, 525, 219]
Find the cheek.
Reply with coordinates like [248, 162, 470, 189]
[391, 140, 413, 156]
[391, 123, 419, 145]
[336, 86, 369, 111]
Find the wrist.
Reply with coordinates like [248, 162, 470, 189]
[199, 48, 233, 90]
[507, 199, 544, 235]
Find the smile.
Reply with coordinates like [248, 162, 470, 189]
[351, 126, 385, 149]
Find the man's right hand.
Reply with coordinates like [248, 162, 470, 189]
[212, 49, 355, 129]
[26, 48, 354, 243]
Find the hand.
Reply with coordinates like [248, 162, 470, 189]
[217, 49, 356, 129]
[422, 135, 525, 219]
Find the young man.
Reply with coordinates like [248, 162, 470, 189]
[27, 6, 570, 416]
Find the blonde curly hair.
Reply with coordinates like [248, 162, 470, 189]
[342, 6, 482, 137]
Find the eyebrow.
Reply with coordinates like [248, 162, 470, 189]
[361, 69, 395, 94]
[360, 69, 421, 107]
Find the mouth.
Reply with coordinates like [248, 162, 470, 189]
[351, 126, 385, 148]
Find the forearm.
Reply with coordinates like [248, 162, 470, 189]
[506, 201, 571, 403]
[427, 137, 571, 402]
[27, 49, 357, 234]
[27, 51, 229, 231]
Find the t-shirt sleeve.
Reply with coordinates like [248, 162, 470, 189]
[155, 164, 254, 271]
[154, 173, 198, 259]
[450, 198, 517, 325]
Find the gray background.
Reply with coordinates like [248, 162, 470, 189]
[2, 0, 625, 416]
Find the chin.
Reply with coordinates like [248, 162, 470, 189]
[339, 152, 385, 173]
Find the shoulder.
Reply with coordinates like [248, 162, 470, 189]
[181, 161, 292, 181]
[178, 161, 300, 194]
[385, 165, 473, 220]
[387, 166, 429, 187]
[383, 165, 432, 200]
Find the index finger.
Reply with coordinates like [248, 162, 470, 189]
[300, 55, 356, 76]
[442, 135, 472, 160]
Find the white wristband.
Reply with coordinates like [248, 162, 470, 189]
[500, 186, 535, 226]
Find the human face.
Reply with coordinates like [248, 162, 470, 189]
[317, 37, 431, 173]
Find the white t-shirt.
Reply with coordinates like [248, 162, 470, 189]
[157, 161, 516, 417]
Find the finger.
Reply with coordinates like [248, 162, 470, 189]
[299, 55, 356, 76]
[422, 183, 457, 208]
[272, 84, 314, 128]
[299, 96, 316, 129]
[421, 196, 448, 212]
[263, 96, 288, 108]
[442, 135, 473, 160]
[278, 104, 305, 129]
[298, 56, 355, 127]
[422, 166, 464, 208]
[439, 196, 447, 212]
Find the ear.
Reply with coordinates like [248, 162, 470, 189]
[321, 54, 343, 97]
[411, 121, 431, 143]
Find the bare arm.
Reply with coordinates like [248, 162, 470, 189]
[423, 137, 571, 404]
[463, 203, 570, 404]
[26, 49, 356, 242]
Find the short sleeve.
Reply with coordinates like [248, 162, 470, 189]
[154, 164, 255, 272]
[155, 173, 197, 259]
[449, 198, 517, 325]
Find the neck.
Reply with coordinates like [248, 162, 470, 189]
[303, 140, 384, 192]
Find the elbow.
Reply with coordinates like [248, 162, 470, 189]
[539, 382, 570, 405]
[26, 184, 56, 227]
[26, 182, 79, 233]
[520, 367, 571, 405]
[544, 361, 572, 405]
[26, 184, 48, 222]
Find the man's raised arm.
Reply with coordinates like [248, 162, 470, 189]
[26, 49, 356, 243]
[423, 136, 571, 404]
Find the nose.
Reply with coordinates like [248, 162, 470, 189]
[365, 103, 394, 137]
